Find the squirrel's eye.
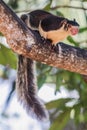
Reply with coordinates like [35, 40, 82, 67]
[68, 24, 71, 28]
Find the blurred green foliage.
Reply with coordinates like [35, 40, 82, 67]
[0, 44, 17, 69]
[1, 0, 87, 130]
[8, 0, 18, 9]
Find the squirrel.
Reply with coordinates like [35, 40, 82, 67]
[21, 10, 79, 44]
[16, 10, 79, 120]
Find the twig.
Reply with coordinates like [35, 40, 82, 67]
[51, 5, 87, 11]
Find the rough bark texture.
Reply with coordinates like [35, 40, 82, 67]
[0, 0, 87, 75]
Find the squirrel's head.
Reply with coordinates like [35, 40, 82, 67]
[62, 19, 79, 36]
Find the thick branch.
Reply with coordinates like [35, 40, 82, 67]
[0, 0, 87, 75]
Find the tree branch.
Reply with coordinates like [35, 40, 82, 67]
[51, 5, 87, 11]
[15, 5, 87, 14]
[0, 0, 87, 75]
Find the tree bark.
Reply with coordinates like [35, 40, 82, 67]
[0, 0, 87, 75]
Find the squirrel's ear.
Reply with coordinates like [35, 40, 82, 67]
[59, 19, 67, 29]
[60, 19, 67, 29]
[73, 18, 76, 22]
[61, 19, 67, 25]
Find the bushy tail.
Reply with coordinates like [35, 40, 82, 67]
[16, 55, 48, 120]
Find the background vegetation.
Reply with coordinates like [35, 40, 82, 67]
[1, 0, 87, 130]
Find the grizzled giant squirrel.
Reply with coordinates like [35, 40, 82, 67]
[16, 10, 79, 120]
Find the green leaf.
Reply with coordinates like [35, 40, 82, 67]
[37, 74, 47, 88]
[43, 0, 52, 11]
[0, 44, 17, 69]
[73, 104, 80, 124]
[56, 72, 63, 92]
[50, 110, 70, 130]
[56, 11, 64, 17]
[79, 27, 87, 33]
[8, 0, 18, 9]
[46, 98, 72, 110]
[67, 36, 79, 47]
